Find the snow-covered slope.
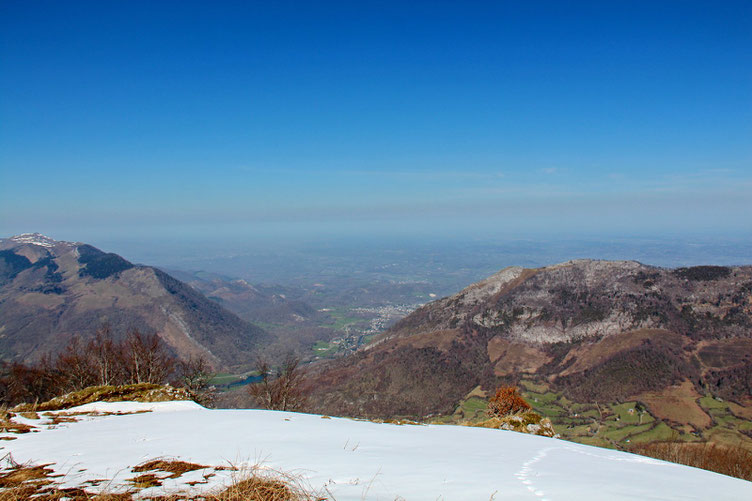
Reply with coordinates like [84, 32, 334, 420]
[3, 401, 750, 500]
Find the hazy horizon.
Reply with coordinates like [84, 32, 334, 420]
[2, 2, 750, 257]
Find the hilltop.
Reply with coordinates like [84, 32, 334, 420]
[308, 259, 752, 451]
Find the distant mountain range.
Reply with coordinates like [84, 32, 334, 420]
[4, 233, 751, 449]
[166, 269, 319, 326]
[0, 233, 270, 370]
[309, 259, 752, 448]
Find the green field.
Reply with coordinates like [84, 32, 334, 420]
[442, 379, 752, 453]
[320, 308, 365, 331]
[312, 340, 340, 357]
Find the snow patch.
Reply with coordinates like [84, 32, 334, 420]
[3, 402, 750, 500]
[9, 232, 58, 247]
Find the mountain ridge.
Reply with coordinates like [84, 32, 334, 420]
[308, 259, 752, 450]
[0, 234, 271, 370]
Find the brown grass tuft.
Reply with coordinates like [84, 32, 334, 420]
[0, 414, 35, 434]
[213, 477, 297, 501]
[0, 459, 322, 501]
[0, 464, 57, 487]
[132, 459, 212, 479]
[127, 472, 163, 489]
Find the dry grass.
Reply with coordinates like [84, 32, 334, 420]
[127, 473, 163, 489]
[0, 457, 322, 501]
[132, 459, 213, 479]
[0, 463, 59, 487]
[635, 380, 712, 429]
[0, 413, 34, 434]
[363, 418, 422, 426]
[212, 477, 297, 501]
[0, 462, 69, 501]
[205, 464, 324, 501]
[12, 383, 190, 412]
[629, 441, 752, 481]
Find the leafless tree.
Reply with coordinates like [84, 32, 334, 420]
[53, 336, 97, 392]
[248, 354, 307, 411]
[124, 330, 174, 384]
[0, 362, 58, 406]
[176, 356, 216, 407]
[1, 327, 181, 407]
[87, 324, 126, 386]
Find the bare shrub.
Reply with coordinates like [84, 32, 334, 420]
[487, 386, 531, 417]
[124, 330, 175, 385]
[175, 356, 216, 407]
[248, 355, 308, 412]
[1, 326, 208, 408]
[0, 362, 58, 406]
[52, 336, 98, 393]
[88, 325, 126, 386]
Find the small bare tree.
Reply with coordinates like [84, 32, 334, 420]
[176, 356, 216, 407]
[0, 362, 58, 406]
[87, 325, 126, 386]
[248, 354, 307, 411]
[125, 330, 174, 384]
[53, 336, 97, 392]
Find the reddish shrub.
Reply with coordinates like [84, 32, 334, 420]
[487, 386, 531, 417]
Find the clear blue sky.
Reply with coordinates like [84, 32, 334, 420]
[1, 1, 750, 245]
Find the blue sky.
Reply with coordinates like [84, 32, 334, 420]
[1, 1, 750, 245]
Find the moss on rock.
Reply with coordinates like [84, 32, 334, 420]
[469, 410, 557, 438]
[12, 383, 190, 412]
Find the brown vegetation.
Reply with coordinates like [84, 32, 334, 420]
[0, 458, 320, 501]
[0, 412, 34, 434]
[213, 477, 297, 501]
[12, 383, 189, 412]
[487, 386, 531, 417]
[132, 459, 212, 479]
[248, 355, 308, 412]
[470, 411, 556, 437]
[1, 326, 214, 409]
[629, 441, 752, 481]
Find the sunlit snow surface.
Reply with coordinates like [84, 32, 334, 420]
[4, 401, 751, 500]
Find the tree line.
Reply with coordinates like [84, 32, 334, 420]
[0, 326, 215, 407]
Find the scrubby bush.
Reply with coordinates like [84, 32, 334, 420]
[176, 356, 217, 407]
[487, 386, 531, 417]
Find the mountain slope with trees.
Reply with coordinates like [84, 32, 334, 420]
[308, 259, 752, 451]
[0, 234, 270, 371]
